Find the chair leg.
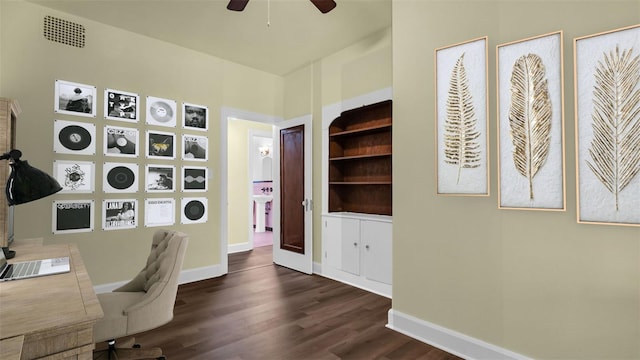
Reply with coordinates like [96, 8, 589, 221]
[108, 347, 163, 359]
[93, 338, 163, 360]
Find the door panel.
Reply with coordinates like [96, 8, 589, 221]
[272, 115, 313, 274]
[280, 125, 305, 254]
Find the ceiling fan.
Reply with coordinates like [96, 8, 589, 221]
[227, 0, 337, 14]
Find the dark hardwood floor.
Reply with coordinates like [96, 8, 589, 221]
[125, 246, 462, 360]
[228, 244, 273, 273]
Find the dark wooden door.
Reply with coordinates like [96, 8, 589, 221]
[279, 125, 305, 254]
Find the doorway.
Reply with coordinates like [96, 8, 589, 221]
[220, 108, 313, 275]
[227, 119, 274, 253]
[220, 107, 280, 274]
[249, 129, 274, 249]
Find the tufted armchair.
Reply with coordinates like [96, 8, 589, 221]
[93, 229, 189, 360]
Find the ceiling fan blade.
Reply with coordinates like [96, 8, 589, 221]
[310, 0, 337, 13]
[227, 0, 249, 11]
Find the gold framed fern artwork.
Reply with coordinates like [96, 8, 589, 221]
[496, 31, 566, 211]
[435, 36, 489, 196]
[574, 24, 640, 226]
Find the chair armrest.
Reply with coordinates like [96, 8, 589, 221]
[113, 271, 147, 292]
[122, 281, 176, 334]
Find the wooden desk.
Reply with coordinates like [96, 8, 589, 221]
[0, 242, 103, 359]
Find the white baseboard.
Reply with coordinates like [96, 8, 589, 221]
[313, 261, 391, 298]
[387, 309, 531, 360]
[312, 261, 323, 274]
[94, 264, 224, 294]
[228, 242, 252, 254]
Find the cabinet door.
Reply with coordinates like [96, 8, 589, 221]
[361, 220, 392, 284]
[339, 218, 361, 275]
[322, 216, 342, 269]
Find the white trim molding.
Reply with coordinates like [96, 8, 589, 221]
[387, 309, 532, 360]
[94, 265, 224, 294]
[228, 242, 252, 254]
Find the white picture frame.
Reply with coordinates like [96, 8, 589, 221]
[181, 197, 207, 224]
[182, 166, 208, 192]
[53, 119, 96, 155]
[103, 199, 138, 230]
[52, 199, 94, 234]
[104, 125, 139, 158]
[53, 160, 95, 194]
[54, 79, 97, 118]
[182, 134, 208, 161]
[103, 162, 139, 193]
[145, 164, 175, 193]
[104, 88, 139, 122]
[146, 96, 177, 127]
[146, 130, 176, 160]
[182, 102, 208, 131]
[144, 198, 175, 227]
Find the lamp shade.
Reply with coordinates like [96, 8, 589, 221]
[6, 159, 62, 205]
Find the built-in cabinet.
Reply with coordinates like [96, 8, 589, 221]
[328, 99, 392, 216]
[322, 213, 392, 296]
[322, 95, 393, 298]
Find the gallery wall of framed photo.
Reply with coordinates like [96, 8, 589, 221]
[434, 23, 640, 227]
[52, 81, 210, 234]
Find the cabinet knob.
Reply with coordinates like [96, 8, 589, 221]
[353, 242, 358, 247]
[365, 245, 370, 250]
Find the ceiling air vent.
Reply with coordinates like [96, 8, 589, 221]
[43, 15, 85, 48]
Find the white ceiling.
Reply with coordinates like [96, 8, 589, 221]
[30, 0, 392, 76]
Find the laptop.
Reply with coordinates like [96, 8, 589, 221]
[0, 248, 70, 282]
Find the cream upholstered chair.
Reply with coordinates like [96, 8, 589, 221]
[93, 229, 189, 360]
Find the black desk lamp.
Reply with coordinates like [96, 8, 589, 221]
[1, 149, 62, 259]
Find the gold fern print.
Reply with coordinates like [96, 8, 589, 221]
[509, 53, 552, 200]
[444, 53, 481, 184]
[588, 45, 640, 211]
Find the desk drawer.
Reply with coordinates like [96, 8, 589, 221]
[21, 321, 95, 360]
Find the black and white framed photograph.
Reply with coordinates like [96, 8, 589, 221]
[182, 134, 208, 161]
[182, 166, 208, 192]
[104, 125, 139, 157]
[435, 36, 489, 196]
[54, 119, 96, 155]
[103, 162, 139, 193]
[53, 160, 95, 194]
[54, 79, 97, 118]
[182, 102, 208, 131]
[144, 198, 175, 227]
[103, 199, 137, 230]
[181, 197, 207, 224]
[497, 31, 566, 211]
[145, 164, 175, 192]
[104, 88, 139, 122]
[146, 130, 176, 160]
[146, 96, 177, 127]
[575, 24, 640, 226]
[52, 199, 94, 234]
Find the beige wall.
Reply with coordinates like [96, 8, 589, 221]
[0, 1, 282, 285]
[284, 65, 314, 120]
[227, 118, 272, 246]
[320, 27, 392, 106]
[393, 1, 639, 359]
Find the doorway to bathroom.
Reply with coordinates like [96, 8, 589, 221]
[249, 129, 274, 249]
[227, 118, 275, 255]
[221, 108, 313, 275]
